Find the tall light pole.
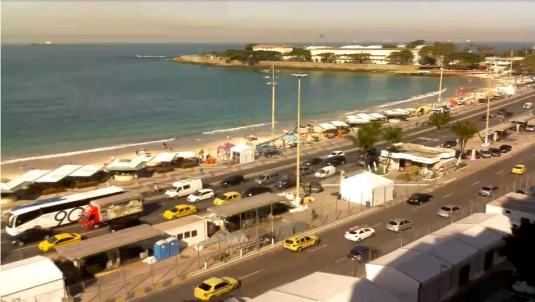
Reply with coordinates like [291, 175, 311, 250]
[482, 75, 492, 147]
[437, 55, 444, 107]
[263, 65, 279, 139]
[292, 73, 308, 206]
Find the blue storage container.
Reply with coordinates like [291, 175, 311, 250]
[167, 237, 180, 257]
[153, 239, 169, 261]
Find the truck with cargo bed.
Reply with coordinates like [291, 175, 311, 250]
[78, 192, 143, 230]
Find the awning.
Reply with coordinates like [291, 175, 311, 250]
[105, 155, 151, 172]
[69, 164, 104, 178]
[1, 169, 51, 193]
[369, 113, 387, 119]
[35, 165, 83, 183]
[55, 224, 163, 261]
[330, 120, 349, 127]
[147, 152, 178, 166]
[355, 113, 377, 121]
[207, 193, 285, 218]
[319, 123, 337, 131]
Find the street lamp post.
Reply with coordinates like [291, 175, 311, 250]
[437, 55, 444, 107]
[263, 65, 279, 139]
[292, 73, 308, 206]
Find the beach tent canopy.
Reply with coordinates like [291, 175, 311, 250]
[1, 169, 51, 193]
[175, 151, 197, 159]
[35, 165, 83, 183]
[330, 120, 349, 128]
[340, 171, 394, 207]
[68, 164, 104, 178]
[346, 115, 371, 125]
[369, 113, 387, 120]
[146, 152, 178, 167]
[105, 155, 151, 172]
[230, 143, 255, 164]
[355, 113, 377, 121]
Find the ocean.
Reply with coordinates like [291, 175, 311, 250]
[0, 43, 497, 161]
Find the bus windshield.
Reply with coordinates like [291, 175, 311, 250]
[6, 212, 16, 228]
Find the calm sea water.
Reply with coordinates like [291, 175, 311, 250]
[0, 43, 495, 160]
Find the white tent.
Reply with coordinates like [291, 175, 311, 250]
[340, 172, 394, 207]
[230, 143, 255, 164]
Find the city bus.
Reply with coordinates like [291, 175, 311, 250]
[5, 186, 124, 238]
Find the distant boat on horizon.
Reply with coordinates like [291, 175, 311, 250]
[31, 41, 53, 46]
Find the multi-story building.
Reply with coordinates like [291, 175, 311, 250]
[305, 44, 425, 65]
[481, 56, 524, 73]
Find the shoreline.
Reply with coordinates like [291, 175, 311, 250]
[0, 80, 486, 181]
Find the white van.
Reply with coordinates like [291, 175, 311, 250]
[165, 178, 202, 198]
[315, 166, 336, 178]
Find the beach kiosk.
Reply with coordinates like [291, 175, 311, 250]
[67, 164, 105, 188]
[330, 120, 351, 134]
[0, 169, 50, 203]
[146, 152, 177, 173]
[104, 155, 152, 181]
[230, 143, 255, 164]
[313, 123, 338, 138]
[32, 165, 83, 195]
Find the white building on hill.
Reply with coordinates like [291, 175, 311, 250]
[482, 56, 524, 73]
[252, 44, 293, 54]
[305, 44, 425, 65]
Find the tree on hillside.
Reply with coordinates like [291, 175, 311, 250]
[476, 45, 496, 56]
[449, 52, 484, 70]
[347, 123, 383, 167]
[418, 42, 457, 65]
[348, 53, 371, 64]
[245, 43, 256, 51]
[498, 220, 535, 287]
[428, 112, 452, 131]
[406, 40, 425, 49]
[387, 50, 414, 65]
[382, 44, 398, 48]
[289, 48, 312, 61]
[382, 126, 404, 171]
[450, 121, 479, 165]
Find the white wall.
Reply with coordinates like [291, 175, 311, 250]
[485, 204, 535, 225]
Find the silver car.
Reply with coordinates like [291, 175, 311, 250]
[479, 186, 498, 197]
[437, 205, 460, 217]
[386, 218, 413, 233]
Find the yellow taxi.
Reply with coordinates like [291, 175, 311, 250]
[162, 204, 197, 220]
[213, 192, 241, 206]
[193, 276, 240, 301]
[38, 233, 82, 252]
[512, 164, 527, 175]
[283, 234, 320, 252]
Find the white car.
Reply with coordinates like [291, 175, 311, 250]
[525, 124, 535, 132]
[315, 165, 336, 178]
[523, 102, 532, 109]
[327, 151, 345, 158]
[344, 226, 375, 242]
[437, 205, 460, 217]
[187, 188, 215, 203]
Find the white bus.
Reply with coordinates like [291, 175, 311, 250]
[5, 186, 124, 238]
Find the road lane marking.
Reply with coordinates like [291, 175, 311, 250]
[496, 170, 503, 175]
[442, 193, 454, 198]
[442, 178, 457, 184]
[308, 244, 328, 253]
[334, 257, 346, 264]
[240, 269, 263, 279]
[471, 181, 480, 186]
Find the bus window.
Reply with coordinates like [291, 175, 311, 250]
[16, 211, 41, 227]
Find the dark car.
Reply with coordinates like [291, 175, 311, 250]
[347, 245, 371, 262]
[455, 150, 468, 160]
[489, 147, 501, 157]
[497, 108, 506, 115]
[302, 158, 323, 167]
[407, 193, 433, 205]
[442, 140, 457, 148]
[321, 155, 346, 167]
[261, 147, 282, 158]
[480, 150, 492, 158]
[243, 186, 272, 197]
[275, 177, 295, 190]
[300, 165, 314, 175]
[499, 144, 512, 153]
[503, 111, 513, 117]
[220, 175, 245, 187]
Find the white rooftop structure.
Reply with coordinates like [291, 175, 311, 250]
[253, 272, 401, 302]
[330, 120, 350, 127]
[369, 113, 387, 119]
[1, 169, 50, 193]
[381, 143, 455, 165]
[147, 152, 177, 166]
[402, 235, 479, 266]
[68, 164, 104, 178]
[105, 155, 152, 172]
[0, 255, 64, 299]
[35, 165, 82, 183]
[355, 113, 377, 121]
[346, 115, 371, 125]
[317, 123, 337, 131]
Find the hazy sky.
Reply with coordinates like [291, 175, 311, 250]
[2, 1, 534, 43]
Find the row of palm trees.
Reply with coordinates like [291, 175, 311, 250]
[348, 112, 480, 170]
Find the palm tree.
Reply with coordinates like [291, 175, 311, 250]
[450, 121, 479, 165]
[428, 112, 452, 131]
[347, 123, 383, 168]
[382, 126, 404, 171]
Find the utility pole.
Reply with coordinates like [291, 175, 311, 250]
[437, 55, 444, 107]
[292, 73, 308, 207]
[264, 66, 278, 139]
